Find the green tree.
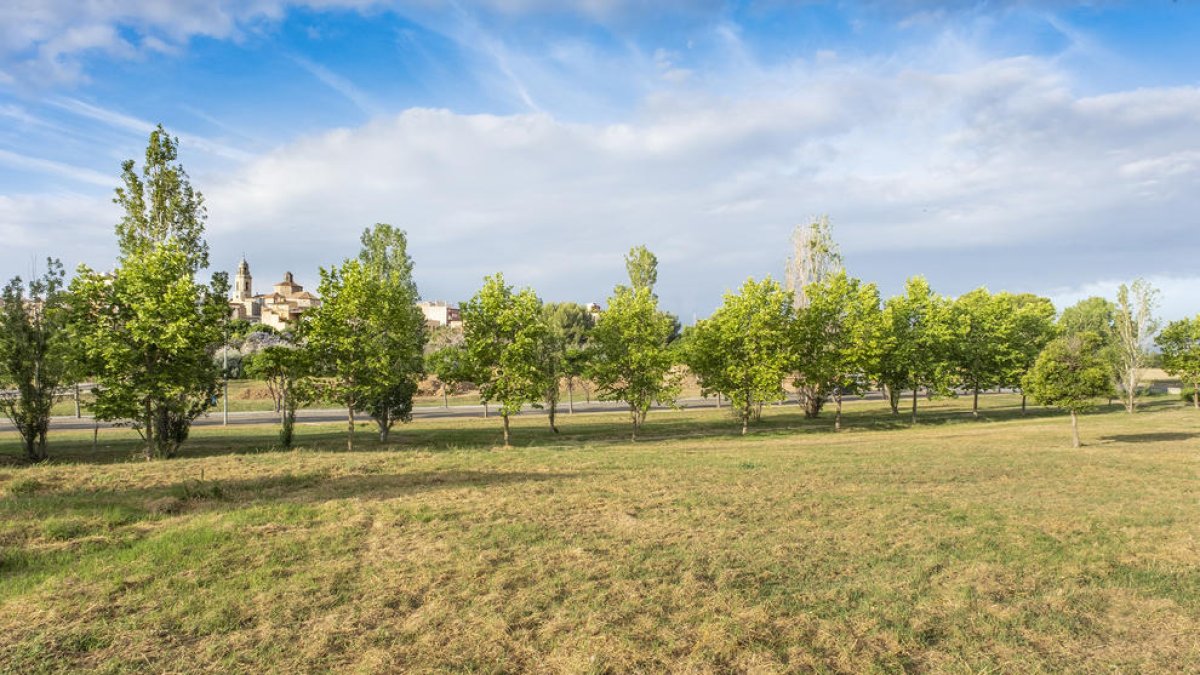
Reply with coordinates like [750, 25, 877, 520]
[1004, 293, 1058, 414]
[427, 344, 473, 408]
[588, 285, 679, 440]
[69, 127, 228, 460]
[304, 225, 426, 449]
[685, 278, 794, 434]
[1156, 315, 1200, 408]
[244, 345, 311, 448]
[879, 277, 955, 423]
[624, 245, 658, 293]
[950, 288, 1012, 416]
[792, 271, 884, 430]
[1058, 297, 1116, 340]
[0, 260, 71, 462]
[1113, 279, 1159, 413]
[544, 302, 594, 414]
[461, 274, 551, 446]
[1023, 332, 1115, 447]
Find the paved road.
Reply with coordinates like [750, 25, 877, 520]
[2, 396, 752, 431]
[0, 389, 1023, 432]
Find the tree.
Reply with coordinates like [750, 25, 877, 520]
[588, 285, 679, 440]
[879, 277, 955, 423]
[624, 245, 658, 293]
[69, 126, 228, 460]
[1058, 297, 1116, 339]
[950, 288, 1012, 416]
[785, 215, 842, 310]
[1023, 332, 1115, 448]
[792, 271, 883, 430]
[427, 344, 473, 408]
[784, 216, 843, 416]
[544, 302, 594, 414]
[0, 260, 71, 462]
[1113, 279, 1159, 413]
[685, 278, 794, 434]
[460, 274, 551, 447]
[1003, 294, 1058, 414]
[304, 225, 427, 449]
[1156, 315, 1200, 408]
[243, 345, 310, 448]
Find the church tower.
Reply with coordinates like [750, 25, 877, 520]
[234, 258, 253, 301]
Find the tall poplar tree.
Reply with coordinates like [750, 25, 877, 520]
[304, 224, 427, 449]
[69, 125, 228, 460]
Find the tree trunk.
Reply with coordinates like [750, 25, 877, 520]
[716, 392, 721, 408]
[1194, 383, 1199, 409]
[443, 385, 448, 408]
[378, 419, 389, 443]
[143, 400, 154, 461]
[502, 412, 510, 447]
[972, 387, 979, 417]
[835, 392, 843, 431]
[741, 413, 748, 435]
[630, 405, 638, 441]
[548, 398, 558, 433]
[911, 387, 918, 423]
[74, 384, 81, 418]
[1070, 410, 1080, 448]
[347, 406, 355, 452]
[483, 402, 488, 419]
[1021, 394, 1027, 415]
[567, 378, 575, 414]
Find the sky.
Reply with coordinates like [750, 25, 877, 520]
[1, 1, 1198, 322]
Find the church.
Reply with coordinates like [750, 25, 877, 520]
[229, 259, 322, 331]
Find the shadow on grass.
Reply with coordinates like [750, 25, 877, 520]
[1100, 432, 1200, 444]
[5, 469, 585, 520]
[1, 395, 1188, 466]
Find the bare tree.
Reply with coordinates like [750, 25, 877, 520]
[785, 215, 842, 310]
[1113, 278, 1159, 413]
[785, 215, 843, 417]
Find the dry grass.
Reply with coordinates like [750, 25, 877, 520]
[1, 395, 1199, 673]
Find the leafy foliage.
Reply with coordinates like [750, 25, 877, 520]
[791, 271, 883, 429]
[243, 345, 312, 448]
[1023, 332, 1115, 447]
[304, 224, 427, 447]
[879, 276, 956, 421]
[588, 285, 679, 439]
[460, 274, 552, 445]
[685, 278, 794, 434]
[69, 127, 227, 459]
[1156, 315, 1200, 408]
[0, 260, 72, 462]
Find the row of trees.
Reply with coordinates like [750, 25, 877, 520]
[3, 127, 1199, 461]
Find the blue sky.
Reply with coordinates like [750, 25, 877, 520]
[2, 1, 1199, 321]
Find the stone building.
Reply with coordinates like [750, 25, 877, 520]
[229, 259, 321, 331]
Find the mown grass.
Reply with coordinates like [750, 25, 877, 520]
[1, 395, 1198, 672]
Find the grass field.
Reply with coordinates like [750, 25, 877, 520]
[2, 396, 1198, 672]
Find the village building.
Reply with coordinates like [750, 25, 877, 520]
[229, 259, 321, 331]
[418, 300, 462, 330]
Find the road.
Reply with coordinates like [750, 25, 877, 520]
[2, 396, 747, 431]
[0, 389, 1026, 432]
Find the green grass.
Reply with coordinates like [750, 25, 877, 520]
[1, 395, 1198, 672]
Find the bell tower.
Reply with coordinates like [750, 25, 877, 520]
[234, 258, 253, 301]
